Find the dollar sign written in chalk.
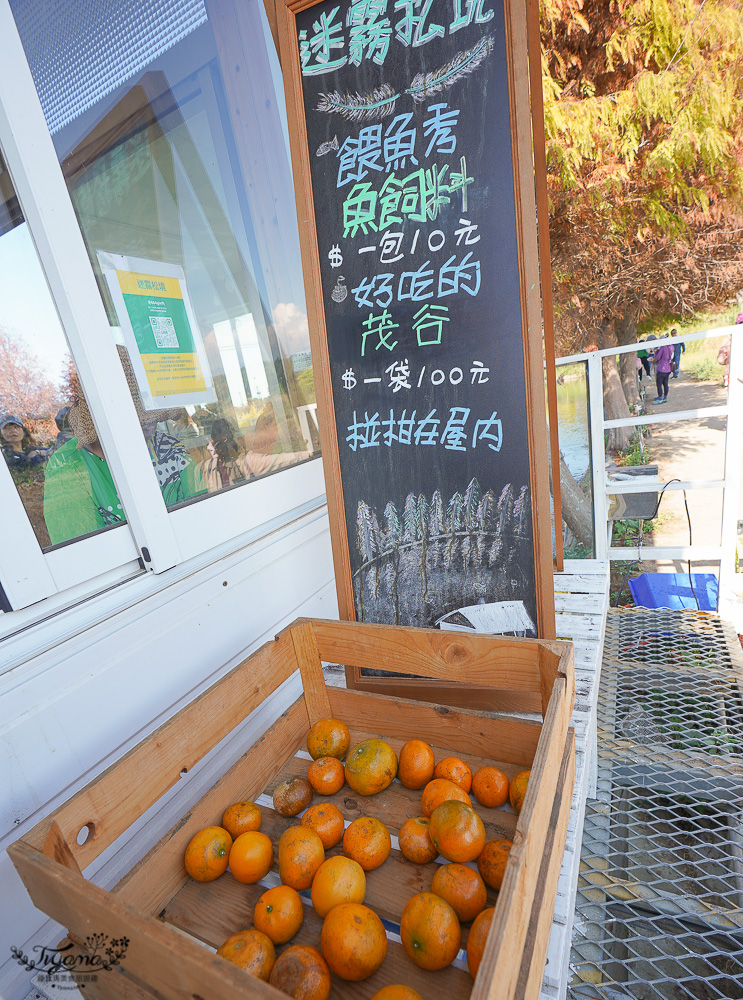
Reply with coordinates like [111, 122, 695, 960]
[328, 244, 343, 268]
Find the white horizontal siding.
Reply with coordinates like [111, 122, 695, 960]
[0, 508, 335, 1000]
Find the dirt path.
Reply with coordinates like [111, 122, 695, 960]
[637, 370, 743, 616]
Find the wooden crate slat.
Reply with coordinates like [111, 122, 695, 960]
[60, 941, 164, 1000]
[21, 629, 299, 872]
[337, 677, 543, 715]
[515, 730, 576, 1000]
[113, 696, 309, 916]
[290, 620, 331, 723]
[7, 841, 279, 1000]
[311, 618, 548, 691]
[328, 688, 543, 766]
[470, 677, 572, 1000]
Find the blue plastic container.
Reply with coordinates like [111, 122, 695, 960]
[628, 572, 719, 611]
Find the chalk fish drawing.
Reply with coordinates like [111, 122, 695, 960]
[316, 135, 339, 156]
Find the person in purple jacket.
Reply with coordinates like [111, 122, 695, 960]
[647, 333, 673, 403]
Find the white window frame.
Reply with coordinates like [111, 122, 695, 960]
[0, 0, 326, 619]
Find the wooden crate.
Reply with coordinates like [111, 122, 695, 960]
[9, 618, 575, 1000]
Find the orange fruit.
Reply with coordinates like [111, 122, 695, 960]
[278, 826, 325, 890]
[371, 989, 423, 1000]
[301, 802, 345, 849]
[273, 776, 313, 816]
[400, 891, 461, 970]
[477, 839, 513, 890]
[184, 826, 232, 882]
[229, 831, 273, 884]
[307, 756, 345, 795]
[221, 801, 261, 839]
[307, 718, 351, 760]
[320, 902, 388, 980]
[311, 855, 366, 917]
[398, 740, 435, 789]
[253, 884, 304, 944]
[421, 777, 472, 817]
[467, 906, 495, 978]
[269, 944, 331, 1000]
[217, 928, 275, 980]
[398, 816, 438, 864]
[345, 739, 398, 795]
[510, 769, 531, 813]
[431, 863, 488, 922]
[434, 756, 472, 793]
[471, 767, 510, 809]
[342, 816, 391, 871]
[429, 800, 486, 863]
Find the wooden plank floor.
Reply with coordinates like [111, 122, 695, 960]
[540, 560, 610, 1000]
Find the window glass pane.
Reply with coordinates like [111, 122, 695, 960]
[556, 360, 594, 559]
[0, 151, 127, 549]
[11, 0, 320, 510]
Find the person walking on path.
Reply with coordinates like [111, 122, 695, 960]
[670, 328, 685, 377]
[637, 338, 651, 382]
[647, 333, 673, 403]
[718, 312, 743, 388]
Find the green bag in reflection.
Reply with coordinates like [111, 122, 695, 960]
[44, 434, 205, 546]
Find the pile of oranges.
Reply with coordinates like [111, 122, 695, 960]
[183, 717, 531, 999]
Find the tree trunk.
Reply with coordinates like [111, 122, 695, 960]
[616, 312, 641, 410]
[597, 319, 633, 452]
[551, 451, 594, 552]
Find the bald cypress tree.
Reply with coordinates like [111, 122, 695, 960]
[542, 0, 743, 427]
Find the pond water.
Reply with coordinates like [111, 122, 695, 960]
[556, 370, 591, 483]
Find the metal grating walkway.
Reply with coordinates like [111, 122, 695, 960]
[569, 608, 743, 1000]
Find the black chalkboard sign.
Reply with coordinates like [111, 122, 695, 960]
[277, 0, 554, 641]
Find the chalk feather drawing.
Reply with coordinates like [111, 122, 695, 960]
[317, 84, 399, 123]
[316, 36, 495, 122]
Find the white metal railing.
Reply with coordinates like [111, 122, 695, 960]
[555, 325, 742, 602]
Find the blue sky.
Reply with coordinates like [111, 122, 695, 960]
[0, 222, 70, 388]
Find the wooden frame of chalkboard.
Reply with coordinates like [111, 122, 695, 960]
[274, 0, 556, 687]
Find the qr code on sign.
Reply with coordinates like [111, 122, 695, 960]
[149, 316, 179, 349]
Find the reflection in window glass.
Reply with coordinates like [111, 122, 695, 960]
[12, 0, 320, 512]
[0, 151, 126, 549]
[556, 361, 594, 558]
